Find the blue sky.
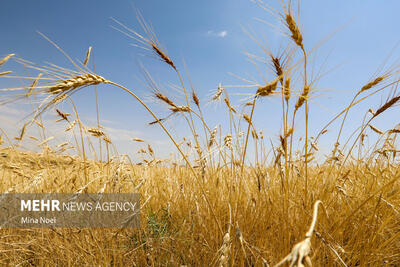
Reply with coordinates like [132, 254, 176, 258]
[1, 1, 399, 162]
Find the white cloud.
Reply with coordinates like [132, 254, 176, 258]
[217, 31, 227, 37]
[207, 30, 228, 38]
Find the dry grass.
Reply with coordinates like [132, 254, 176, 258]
[1, 0, 400, 266]
[0, 148, 399, 266]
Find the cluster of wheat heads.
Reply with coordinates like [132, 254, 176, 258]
[1, 0, 400, 266]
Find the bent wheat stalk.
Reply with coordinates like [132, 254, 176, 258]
[275, 200, 323, 267]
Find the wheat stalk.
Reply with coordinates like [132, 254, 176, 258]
[360, 76, 385, 93]
[169, 106, 191, 113]
[14, 123, 27, 141]
[65, 120, 76, 132]
[284, 78, 291, 102]
[56, 109, 70, 122]
[373, 95, 400, 118]
[0, 71, 12, 76]
[224, 98, 237, 113]
[208, 126, 218, 148]
[243, 114, 252, 125]
[285, 14, 303, 48]
[88, 128, 105, 137]
[257, 79, 278, 97]
[155, 92, 176, 107]
[48, 73, 106, 94]
[218, 204, 231, 267]
[0, 54, 14, 66]
[275, 201, 323, 267]
[37, 136, 54, 147]
[369, 124, 384, 135]
[294, 85, 310, 111]
[224, 134, 232, 149]
[83, 46, 92, 66]
[213, 83, 224, 101]
[192, 90, 200, 107]
[27, 73, 42, 96]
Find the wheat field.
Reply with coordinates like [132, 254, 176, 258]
[1, 1, 400, 266]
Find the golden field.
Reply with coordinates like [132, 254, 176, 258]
[0, 146, 399, 266]
[1, 1, 400, 266]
